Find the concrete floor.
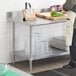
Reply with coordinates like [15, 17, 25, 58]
[11, 55, 70, 74]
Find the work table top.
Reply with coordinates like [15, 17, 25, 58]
[7, 11, 66, 26]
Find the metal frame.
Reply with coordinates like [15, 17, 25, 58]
[12, 22, 33, 72]
[29, 26, 33, 72]
[12, 21, 69, 73]
[12, 22, 16, 64]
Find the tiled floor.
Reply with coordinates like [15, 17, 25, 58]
[11, 55, 70, 74]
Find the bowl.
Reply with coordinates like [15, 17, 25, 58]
[49, 5, 62, 11]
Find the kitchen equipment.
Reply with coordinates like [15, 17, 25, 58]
[0, 64, 8, 75]
[51, 36, 67, 51]
[40, 5, 63, 13]
[36, 12, 67, 20]
[22, 2, 36, 21]
[25, 2, 31, 19]
[49, 5, 63, 11]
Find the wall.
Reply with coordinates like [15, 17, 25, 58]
[0, 0, 66, 63]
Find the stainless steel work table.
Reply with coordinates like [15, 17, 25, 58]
[7, 11, 69, 72]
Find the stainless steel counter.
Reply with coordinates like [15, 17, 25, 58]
[7, 11, 66, 26]
[7, 10, 68, 72]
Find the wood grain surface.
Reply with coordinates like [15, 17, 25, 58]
[36, 12, 67, 20]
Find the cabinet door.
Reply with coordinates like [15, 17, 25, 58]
[32, 22, 66, 58]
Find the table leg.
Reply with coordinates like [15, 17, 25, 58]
[12, 22, 15, 64]
[29, 26, 33, 72]
[29, 59, 33, 73]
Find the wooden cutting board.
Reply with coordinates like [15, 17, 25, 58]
[36, 12, 67, 20]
